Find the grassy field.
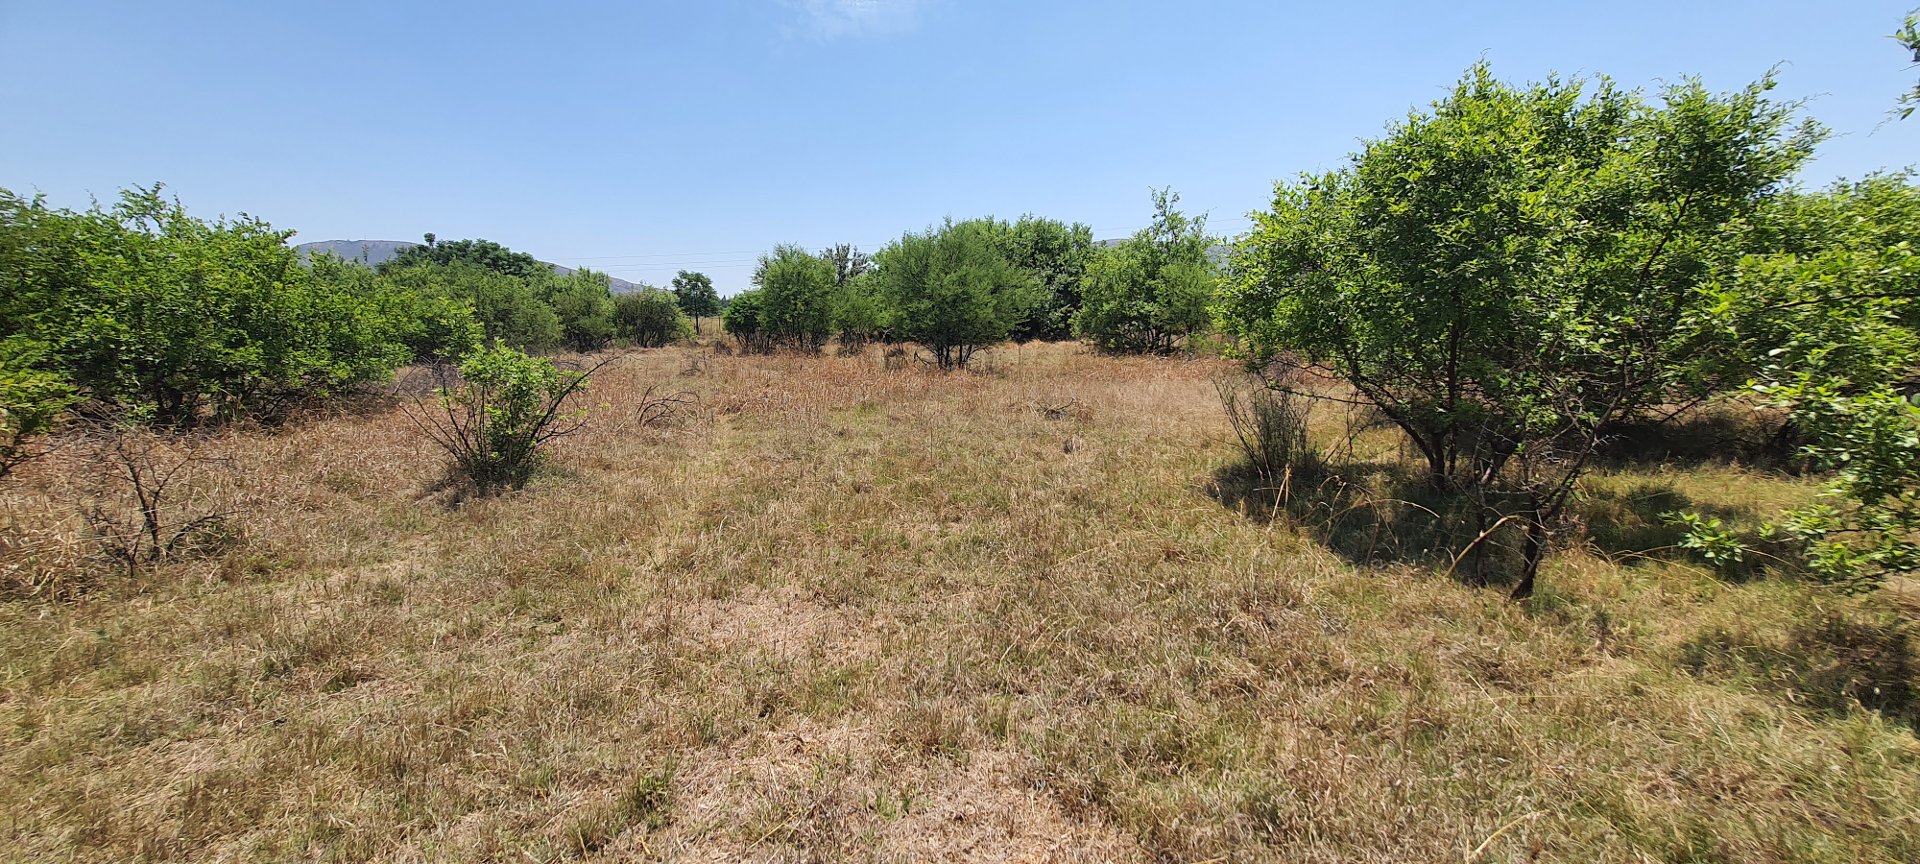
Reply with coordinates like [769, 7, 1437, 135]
[3, 341, 1917, 862]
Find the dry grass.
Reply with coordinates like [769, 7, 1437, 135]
[1, 341, 1917, 862]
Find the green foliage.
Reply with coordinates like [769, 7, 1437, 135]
[871, 219, 1042, 370]
[752, 245, 837, 351]
[408, 342, 596, 495]
[1075, 190, 1216, 353]
[1218, 64, 1819, 596]
[383, 235, 548, 280]
[0, 338, 76, 479]
[0, 185, 416, 425]
[1696, 175, 1920, 589]
[614, 288, 694, 347]
[722, 289, 769, 352]
[1896, 10, 1920, 120]
[386, 261, 562, 352]
[831, 272, 890, 351]
[670, 270, 721, 325]
[541, 268, 618, 352]
[1003, 216, 1095, 341]
[309, 254, 481, 362]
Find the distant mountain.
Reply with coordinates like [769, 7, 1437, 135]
[295, 240, 645, 292]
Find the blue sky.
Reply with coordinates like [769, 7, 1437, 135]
[3, 1, 1916, 293]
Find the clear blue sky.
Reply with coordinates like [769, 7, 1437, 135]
[4, 1, 1916, 294]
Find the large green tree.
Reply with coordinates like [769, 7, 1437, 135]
[385, 260, 561, 352]
[1686, 176, 1920, 589]
[1075, 190, 1216, 353]
[872, 219, 1041, 370]
[1002, 216, 1095, 342]
[751, 245, 836, 351]
[1218, 65, 1819, 597]
[540, 268, 618, 352]
[383, 235, 548, 281]
[670, 270, 721, 332]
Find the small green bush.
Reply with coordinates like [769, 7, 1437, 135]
[614, 289, 694, 348]
[405, 342, 599, 495]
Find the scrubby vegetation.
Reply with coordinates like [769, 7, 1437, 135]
[2, 21, 1919, 862]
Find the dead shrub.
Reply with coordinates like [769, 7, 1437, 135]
[1216, 372, 1323, 496]
[75, 419, 238, 576]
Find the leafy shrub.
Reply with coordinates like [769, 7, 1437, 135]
[403, 342, 601, 495]
[614, 289, 694, 347]
[542, 268, 619, 352]
[1075, 190, 1216, 354]
[0, 339, 75, 480]
[722, 289, 771, 353]
[871, 219, 1041, 370]
[386, 260, 561, 352]
[0, 185, 415, 425]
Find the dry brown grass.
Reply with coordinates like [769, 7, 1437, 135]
[2, 341, 1917, 862]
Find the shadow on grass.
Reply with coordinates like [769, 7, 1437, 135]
[1594, 407, 1801, 472]
[1679, 608, 1919, 731]
[1207, 458, 1803, 589]
[1205, 458, 1529, 589]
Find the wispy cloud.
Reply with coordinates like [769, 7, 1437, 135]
[784, 0, 930, 40]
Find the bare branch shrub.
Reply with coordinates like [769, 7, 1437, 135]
[75, 418, 237, 576]
[1217, 372, 1324, 497]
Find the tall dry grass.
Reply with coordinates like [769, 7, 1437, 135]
[1, 341, 1915, 862]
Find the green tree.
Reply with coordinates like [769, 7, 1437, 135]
[1002, 216, 1095, 341]
[540, 268, 618, 352]
[1075, 190, 1216, 353]
[1218, 65, 1819, 597]
[872, 219, 1042, 370]
[383, 235, 548, 280]
[309, 254, 480, 362]
[670, 270, 721, 332]
[1687, 175, 1920, 589]
[722, 288, 769, 352]
[386, 260, 562, 352]
[0, 185, 412, 425]
[752, 245, 836, 351]
[615, 288, 694, 347]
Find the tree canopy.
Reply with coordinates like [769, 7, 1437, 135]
[1218, 64, 1820, 596]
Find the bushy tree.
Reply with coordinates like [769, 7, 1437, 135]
[670, 270, 721, 331]
[386, 260, 561, 352]
[615, 288, 694, 347]
[1002, 216, 1095, 341]
[1687, 175, 1920, 589]
[831, 272, 890, 351]
[309, 254, 480, 362]
[383, 235, 548, 281]
[872, 219, 1042, 370]
[752, 245, 836, 351]
[0, 185, 414, 425]
[1218, 65, 1819, 597]
[722, 289, 769, 352]
[1075, 190, 1216, 353]
[540, 268, 618, 352]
